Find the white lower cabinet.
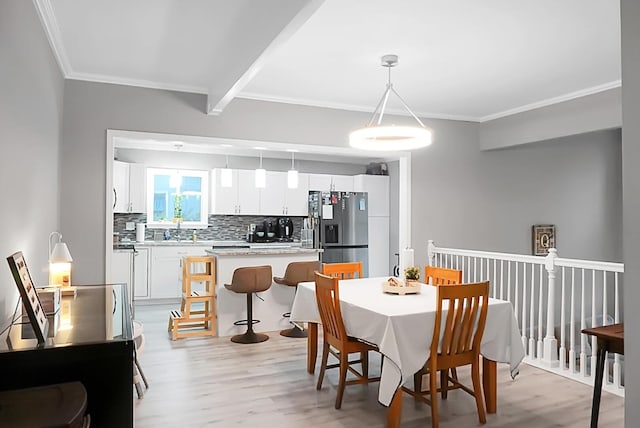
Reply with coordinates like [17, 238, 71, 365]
[149, 246, 206, 299]
[111, 248, 150, 302]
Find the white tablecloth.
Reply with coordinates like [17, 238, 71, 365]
[290, 277, 525, 406]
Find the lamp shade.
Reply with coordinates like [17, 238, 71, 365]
[349, 125, 433, 151]
[220, 168, 233, 188]
[50, 242, 73, 263]
[287, 169, 299, 189]
[255, 168, 266, 188]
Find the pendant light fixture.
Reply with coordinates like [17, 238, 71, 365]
[255, 150, 266, 188]
[287, 150, 299, 189]
[221, 154, 233, 188]
[349, 54, 432, 151]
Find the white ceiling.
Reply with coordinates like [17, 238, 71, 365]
[36, 0, 621, 122]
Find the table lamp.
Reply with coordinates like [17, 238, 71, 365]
[49, 231, 75, 296]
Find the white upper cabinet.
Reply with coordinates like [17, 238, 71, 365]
[210, 169, 260, 215]
[308, 173, 354, 192]
[113, 160, 145, 213]
[353, 174, 390, 217]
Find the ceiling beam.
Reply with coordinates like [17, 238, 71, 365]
[206, 0, 325, 115]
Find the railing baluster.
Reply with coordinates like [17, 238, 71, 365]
[493, 259, 497, 299]
[507, 261, 512, 303]
[473, 257, 477, 282]
[603, 271, 609, 385]
[569, 267, 576, 373]
[591, 270, 597, 379]
[529, 264, 536, 358]
[537, 264, 544, 359]
[521, 262, 528, 354]
[560, 266, 566, 370]
[514, 262, 519, 323]
[500, 260, 505, 300]
[580, 268, 587, 377]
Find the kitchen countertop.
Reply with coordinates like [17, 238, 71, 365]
[114, 240, 308, 249]
[206, 247, 321, 256]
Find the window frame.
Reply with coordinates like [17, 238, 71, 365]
[145, 167, 209, 229]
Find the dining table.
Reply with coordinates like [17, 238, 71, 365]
[290, 276, 525, 427]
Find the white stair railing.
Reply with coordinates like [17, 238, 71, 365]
[427, 240, 625, 397]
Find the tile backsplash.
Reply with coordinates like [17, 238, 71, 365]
[114, 213, 304, 242]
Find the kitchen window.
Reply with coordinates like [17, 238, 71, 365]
[146, 168, 209, 228]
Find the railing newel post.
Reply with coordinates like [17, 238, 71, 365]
[543, 248, 560, 367]
[427, 240, 435, 267]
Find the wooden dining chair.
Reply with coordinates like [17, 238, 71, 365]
[314, 271, 380, 409]
[321, 262, 364, 280]
[403, 281, 490, 428]
[418, 266, 464, 395]
[425, 266, 463, 285]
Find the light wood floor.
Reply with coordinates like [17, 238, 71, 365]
[134, 304, 624, 427]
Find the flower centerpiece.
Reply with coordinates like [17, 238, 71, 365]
[404, 266, 420, 284]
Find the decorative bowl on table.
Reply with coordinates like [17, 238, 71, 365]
[382, 277, 421, 295]
[267, 232, 276, 238]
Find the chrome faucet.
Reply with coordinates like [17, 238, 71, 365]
[175, 221, 182, 241]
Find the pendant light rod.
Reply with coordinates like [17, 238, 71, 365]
[290, 151, 295, 169]
[225, 154, 229, 168]
[365, 54, 426, 128]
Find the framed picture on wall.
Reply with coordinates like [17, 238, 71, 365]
[532, 224, 556, 256]
[6, 251, 48, 345]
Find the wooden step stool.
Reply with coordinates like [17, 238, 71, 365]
[168, 256, 217, 340]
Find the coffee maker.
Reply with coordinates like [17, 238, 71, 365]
[276, 217, 294, 242]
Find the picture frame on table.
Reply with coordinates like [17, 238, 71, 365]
[532, 224, 556, 256]
[6, 251, 48, 345]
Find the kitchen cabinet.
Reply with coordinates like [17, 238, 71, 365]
[149, 246, 206, 299]
[210, 169, 260, 215]
[354, 174, 390, 216]
[113, 160, 145, 213]
[260, 171, 309, 216]
[111, 248, 150, 300]
[368, 216, 390, 277]
[308, 173, 354, 192]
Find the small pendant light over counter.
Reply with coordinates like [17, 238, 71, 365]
[287, 150, 298, 189]
[221, 154, 232, 188]
[255, 150, 266, 188]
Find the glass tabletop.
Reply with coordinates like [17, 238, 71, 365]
[0, 284, 133, 353]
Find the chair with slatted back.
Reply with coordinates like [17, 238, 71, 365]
[416, 266, 464, 396]
[425, 266, 463, 285]
[321, 262, 364, 280]
[403, 281, 490, 428]
[314, 272, 380, 409]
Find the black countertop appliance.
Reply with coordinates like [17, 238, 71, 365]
[276, 217, 294, 242]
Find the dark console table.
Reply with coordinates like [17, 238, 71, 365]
[581, 323, 624, 428]
[0, 284, 134, 428]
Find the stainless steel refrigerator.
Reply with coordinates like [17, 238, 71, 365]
[308, 191, 369, 276]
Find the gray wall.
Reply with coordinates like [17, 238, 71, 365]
[479, 88, 621, 150]
[622, 0, 640, 424]
[0, 1, 64, 324]
[412, 128, 622, 266]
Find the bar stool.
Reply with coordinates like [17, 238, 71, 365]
[273, 260, 320, 338]
[224, 265, 272, 344]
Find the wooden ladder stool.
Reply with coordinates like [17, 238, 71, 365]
[168, 256, 217, 340]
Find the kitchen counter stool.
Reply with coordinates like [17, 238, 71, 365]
[224, 265, 273, 343]
[168, 256, 217, 340]
[274, 260, 319, 338]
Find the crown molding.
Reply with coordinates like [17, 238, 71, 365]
[33, 0, 73, 76]
[67, 71, 207, 94]
[479, 80, 622, 122]
[237, 92, 481, 123]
